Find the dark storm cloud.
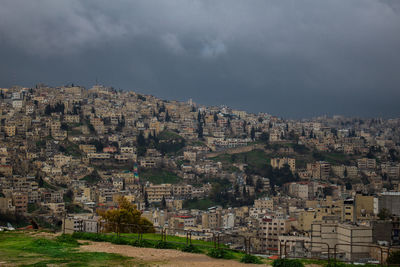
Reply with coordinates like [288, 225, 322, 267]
[0, 0, 400, 118]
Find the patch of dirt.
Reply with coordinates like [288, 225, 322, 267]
[79, 240, 270, 266]
[26, 231, 59, 238]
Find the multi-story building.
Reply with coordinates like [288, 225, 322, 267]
[254, 197, 274, 210]
[357, 158, 376, 170]
[311, 223, 373, 261]
[12, 192, 28, 214]
[259, 217, 291, 252]
[271, 157, 296, 172]
[307, 161, 331, 179]
[379, 192, 400, 216]
[146, 184, 172, 203]
[4, 125, 16, 137]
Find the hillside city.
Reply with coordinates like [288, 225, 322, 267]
[1, 84, 400, 262]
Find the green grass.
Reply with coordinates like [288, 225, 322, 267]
[0, 231, 265, 266]
[183, 198, 219, 210]
[189, 140, 206, 146]
[0, 232, 135, 266]
[297, 259, 379, 267]
[319, 152, 352, 165]
[211, 149, 270, 172]
[140, 169, 182, 184]
[158, 130, 184, 140]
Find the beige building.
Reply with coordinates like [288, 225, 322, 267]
[4, 125, 16, 137]
[202, 209, 222, 230]
[79, 145, 97, 154]
[297, 206, 342, 231]
[259, 217, 291, 252]
[146, 184, 172, 203]
[271, 157, 296, 172]
[183, 151, 197, 162]
[343, 199, 356, 223]
[254, 198, 274, 210]
[0, 197, 15, 213]
[307, 161, 331, 179]
[357, 158, 376, 170]
[355, 194, 377, 220]
[63, 215, 98, 234]
[311, 222, 373, 261]
[12, 192, 28, 214]
[90, 117, 105, 134]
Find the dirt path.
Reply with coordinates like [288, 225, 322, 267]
[79, 240, 270, 266]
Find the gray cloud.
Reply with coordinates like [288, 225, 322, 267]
[0, 0, 399, 118]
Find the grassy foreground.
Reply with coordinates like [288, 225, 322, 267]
[0, 231, 135, 266]
[0, 230, 265, 266]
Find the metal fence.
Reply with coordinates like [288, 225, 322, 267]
[62, 219, 400, 265]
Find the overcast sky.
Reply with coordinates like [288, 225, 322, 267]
[0, 0, 400, 118]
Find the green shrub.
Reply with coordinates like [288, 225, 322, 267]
[136, 239, 153, 248]
[207, 248, 234, 259]
[272, 259, 304, 267]
[325, 261, 346, 267]
[110, 236, 126, 245]
[240, 254, 263, 264]
[154, 241, 174, 249]
[387, 250, 400, 265]
[181, 244, 201, 253]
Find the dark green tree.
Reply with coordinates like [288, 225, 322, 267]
[161, 195, 167, 210]
[144, 191, 149, 209]
[250, 127, 255, 140]
[378, 208, 391, 220]
[246, 176, 254, 186]
[255, 178, 264, 193]
[213, 113, 218, 122]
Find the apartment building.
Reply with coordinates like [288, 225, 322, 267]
[12, 192, 28, 214]
[259, 217, 291, 252]
[271, 157, 296, 172]
[307, 161, 331, 179]
[254, 197, 274, 210]
[378, 192, 400, 216]
[146, 184, 172, 203]
[311, 223, 373, 261]
[4, 125, 16, 137]
[357, 158, 376, 170]
[79, 145, 97, 154]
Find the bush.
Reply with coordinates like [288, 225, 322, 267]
[154, 241, 174, 249]
[135, 239, 153, 248]
[387, 250, 400, 264]
[325, 261, 346, 267]
[272, 259, 304, 267]
[207, 248, 233, 259]
[240, 254, 263, 264]
[181, 244, 201, 253]
[110, 236, 126, 245]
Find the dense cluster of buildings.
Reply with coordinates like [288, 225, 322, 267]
[0, 84, 400, 261]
